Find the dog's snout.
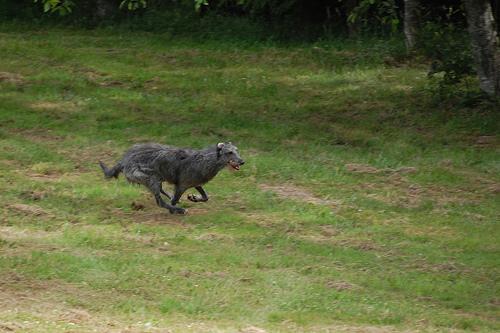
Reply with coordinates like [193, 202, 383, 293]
[240, 160, 245, 165]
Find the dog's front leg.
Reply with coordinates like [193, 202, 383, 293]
[187, 186, 209, 202]
[147, 180, 185, 215]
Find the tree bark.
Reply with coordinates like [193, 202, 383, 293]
[464, 0, 500, 96]
[403, 0, 419, 50]
[344, 0, 360, 37]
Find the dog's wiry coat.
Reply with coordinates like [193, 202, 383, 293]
[99, 142, 244, 214]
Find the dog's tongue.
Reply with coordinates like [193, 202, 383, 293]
[228, 160, 241, 171]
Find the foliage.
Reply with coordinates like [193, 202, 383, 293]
[119, 0, 147, 11]
[348, 0, 400, 33]
[34, 0, 74, 15]
[194, 0, 208, 11]
[418, 21, 474, 89]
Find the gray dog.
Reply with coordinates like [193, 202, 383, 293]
[99, 142, 244, 214]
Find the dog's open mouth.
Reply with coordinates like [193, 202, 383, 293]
[228, 160, 241, 171]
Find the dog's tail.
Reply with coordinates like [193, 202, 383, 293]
[99, 161, 123, 179]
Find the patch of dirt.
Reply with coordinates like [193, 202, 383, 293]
[58, 308, 92, 324]
[407, 259, 471, 275]
[98, 79, 125, 87]
[325, 280, 356, 291]
[0, 226, 62, 257]
[298, 228, 385, 253]
[489, 298, 500, 307]
[26, 173, 62, 182]
[345, 163, 379, 174]
[9, 128, 66, 143]
[0, 273, 166, 332]
[345, 163, 417, 175]
[319, 225, 339, 237]
[8, 204, 47, 216]
[361, 174, 486, 209]
[475, 135, 498, 147]
[195, 233, 233, 242]
[80, 69, 126, 87]
[259, 183, 339, 207]
[308, 325, 413, 333]
[203, 271, 228, 279]
[122, 233, 156, 246]
[0, 72, 24, 85]
[131, 201, 146, 211]
[336, 238, 381, 252]
[143, 76, 165, 91]
[29, 100, 80, 113]
[240, 326, 267, 333]
[488, 184, 500, 194]
[343, 240, 380, 251]
[19, 190, 47, 201]
[0, 226, 58, 241]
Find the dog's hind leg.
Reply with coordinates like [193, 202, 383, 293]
[147, 179, 185, 215]
[187, 186, 209, 202]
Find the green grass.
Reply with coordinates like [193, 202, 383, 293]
[0, 26, 499, 332]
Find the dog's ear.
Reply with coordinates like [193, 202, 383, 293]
[216, 142, 224, 157]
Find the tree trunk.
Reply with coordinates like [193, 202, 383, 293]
[403, 0, 419, 50]
[464, 0, 500, 96]
[344, 0, 360, 37]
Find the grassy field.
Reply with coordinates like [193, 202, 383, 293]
[0, 27, 499, 332]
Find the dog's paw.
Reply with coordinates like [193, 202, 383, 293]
[187, 194, 198, 202]
[170, 207, 187, 215]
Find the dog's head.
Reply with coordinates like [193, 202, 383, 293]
[216, 142, 245, 170]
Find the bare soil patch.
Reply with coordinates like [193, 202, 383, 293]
[19, 190, 47, 201]
[8, 203, 48, 216]
[0, 273, 155, 332]
[259, 183, 339, 207]
[29, 100, 81, 114]
[195, 232, 233, 242]
[325, 280, 356, 291]
[308, 324, 414, 333]
[10, 127, 66, 143]
[0, 226, 58, 241]
[79, 68, 126, 87]
[361, 173, 486, 209]
[0, 226, 61, 257]
[407, 259, 472, 275]
[474, 135, 498, 147]
[240, 326, 267, 333]
[26, 172, 62, 182]
[0, 72, 24, 85]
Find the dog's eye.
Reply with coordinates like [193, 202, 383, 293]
[228, 151, 233, 155]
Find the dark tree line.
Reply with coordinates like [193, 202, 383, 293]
[1, 0, 499, 96]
